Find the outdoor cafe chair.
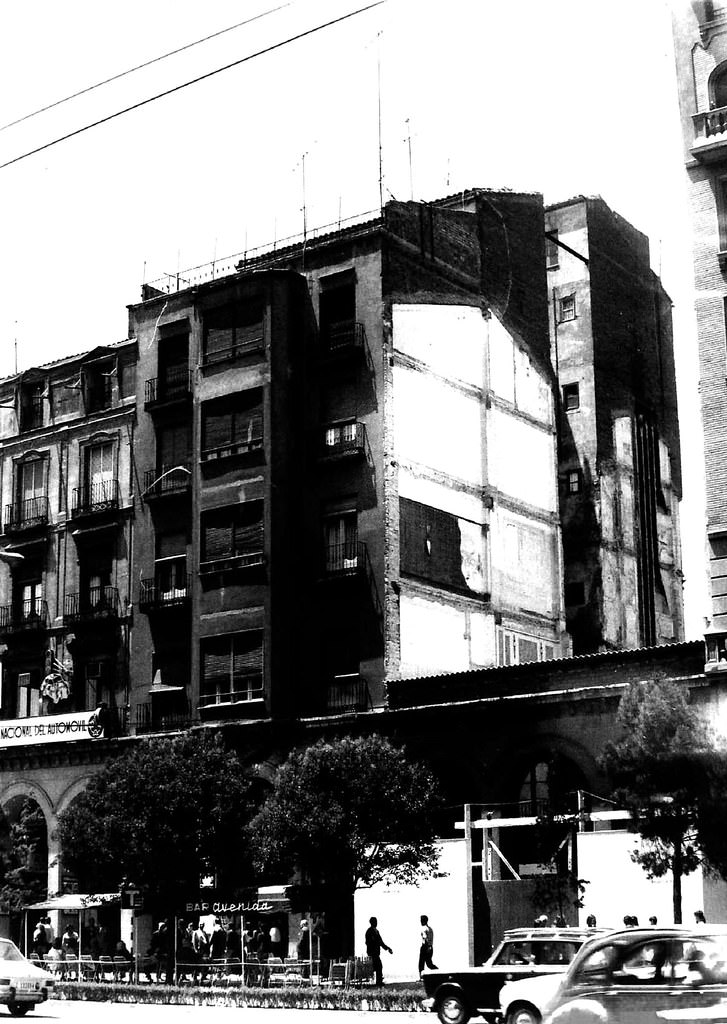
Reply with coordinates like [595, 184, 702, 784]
[97, 955, 114, 982]
[113, 956, 131, 982]
[63, 955, 80, 980]
[79, 955, 95, 981]
[42, 953, 65, 979]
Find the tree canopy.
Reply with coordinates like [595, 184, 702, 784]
[602, 677, 727, 922]
[0, 801, 47, 912]
[249, 734, 442, 894]
[58, 733, 255, 909]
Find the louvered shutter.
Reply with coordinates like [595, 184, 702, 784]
[203, 406, 232, 452]
[202, 639, 229, 698]
[203, 515, 232, 561]
[233, 634, 263, 681]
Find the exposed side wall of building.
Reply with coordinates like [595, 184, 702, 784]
[384, 201, 568, 678]
[673, 1, 727, 631]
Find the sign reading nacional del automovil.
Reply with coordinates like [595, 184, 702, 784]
[0, 709, 106, 748]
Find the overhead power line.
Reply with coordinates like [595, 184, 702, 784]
[0, 0, 385, 173]
[0, 2, 294, 135]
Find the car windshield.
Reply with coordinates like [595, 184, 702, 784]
[0, 940, 26, 963]
[494, 941, 580, 966]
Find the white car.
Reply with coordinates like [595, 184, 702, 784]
[0, 940, 54, 1016]
[499, 971, 565, 1024]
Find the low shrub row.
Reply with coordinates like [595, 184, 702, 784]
[54, 980, 426, 1011]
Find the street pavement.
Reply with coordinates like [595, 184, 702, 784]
[35, 998, 425, 1022]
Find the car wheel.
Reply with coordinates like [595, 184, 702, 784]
[507, 1005, 540, 1024]
[7, 1006, 30, 1017]
[437, 993, 470, 1024]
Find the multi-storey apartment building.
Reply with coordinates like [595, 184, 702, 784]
[673, 2, 727, 663]
[544, 197, 683, 654]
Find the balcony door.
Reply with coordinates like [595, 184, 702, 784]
[325, 513, 358, 572]
[19, 459, 44, 505]
[15, 578, 43, 622]
[86, 442, 114, 505]
[80, 547, 113, 612]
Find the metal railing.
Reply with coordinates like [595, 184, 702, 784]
[144, 367, 192, 406]
[322, 541, 383, 622]
[71, 479, 120, 517]
[199, 550, 265, 574]
[143, 465, 192, 498]
[198, 678, 264, 709]
[139, 574, 191, 610]
[201, 333, 265, 367]
[326, 674, 372, 713]
[4, 496, 49, 532]
[135, 699, 192, 735]
[64, 586, 119, 623]
[323, 320, 366, 355]
[319, 421, 367, 460]
[0, 598, 48, 633]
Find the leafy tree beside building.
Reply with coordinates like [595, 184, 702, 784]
[603, 677, 727, 923]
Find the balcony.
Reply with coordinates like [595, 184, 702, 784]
[320, 541, 383, 622]
[142, 465, 192, 501]
[64, 585, 119, 625]
[144, 367, 192, 410]
[4, 496, 49, 534]
[326, 674, 372, 714]
[321, 320, 368, 358]
[318, 421, 369, 462]
[692, 107, 727, 162]
[71, 480, 120, 519]
[135, 698, 192, 735]
[139, 573, 191, 612]
[200, 436, 263, 464]
[0, 598, 49, 636]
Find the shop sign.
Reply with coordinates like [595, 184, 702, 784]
[0, 710, 101, 748]
[184, 899, 275, 915]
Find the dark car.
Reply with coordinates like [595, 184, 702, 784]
[543, 925, 727, 1024]
[421, 927, 601, 1024]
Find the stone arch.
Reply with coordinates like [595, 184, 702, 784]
[0, 782, 55, 904]
[55, 774, 97, 820]
[709, 59, 727, 108]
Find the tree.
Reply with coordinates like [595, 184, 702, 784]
[58, 733, 255, 912]
[0, 801, 47, 912]
[602, 677, 722, 923]
[249, 735, 442, 955]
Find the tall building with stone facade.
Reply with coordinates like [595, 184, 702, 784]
[673, 1, 727, 662]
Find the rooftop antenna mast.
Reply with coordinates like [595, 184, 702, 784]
[301, 151, 307, 243]
[405, 117, 413, 200]
[377, 31, 383, 213]
[14, 323, 18, 374]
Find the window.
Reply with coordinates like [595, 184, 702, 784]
[558, 293, 576, 322]
[13, 457, 47, 527]
[545, 230, 559, 269]
[201, 390, 263, 460]
[203, 302, 264, 365]
[565, 469, 582, 495]
[324, 513, 358, 573]
[155, 531, 188, 598]
[17, 670, 40, 718]
[52, 376, 82, 419]
[713, 60, 727, 108]
[157, 334, 189, 399]
[157, 423, 191, 475]
[13, 574, 43, 623]
[564, 581, 585, 606]
[200, 632, 263, 706]
[320, 276, 356, 351]
[201, 502, 264, 569]
[83, 362, 115, 412]
[325, 421, 358, 448]
[496, 628, 554, 666]
[85, 441, 115, 506]
[562, 382, 580, 411]
[20, 381, 44, 432]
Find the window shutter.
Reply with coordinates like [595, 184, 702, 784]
[202, 642, 229, 686]
[233, 635, 263, 676]
[203, 518, 232, 561]
[203, 407, 232, 451]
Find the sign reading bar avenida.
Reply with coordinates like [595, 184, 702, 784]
[0, 710, 104, 748]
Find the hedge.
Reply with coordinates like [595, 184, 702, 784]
[54, 981, 427, 1011]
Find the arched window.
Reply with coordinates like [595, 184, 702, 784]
[711, 63, 727, 109]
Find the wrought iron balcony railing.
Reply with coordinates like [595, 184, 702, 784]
[71, 479, 120, 518]
[326, 673, 372, 714]
[139, 573, 191, 611]
[199, 549, 265, 575]
[135, 699, 192, 735]
[0, 598, 49, 635]
[64, 586, 119, 624]
[322, 319, 367, 355]
[4, 496, 49, 533]
[142, 465, 192, 499]
[321, 541, 383, 622]
[144, 367, 192, 407]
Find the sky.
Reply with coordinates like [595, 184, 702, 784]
[0, 0, 709, 636]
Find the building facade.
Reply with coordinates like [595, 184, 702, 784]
[673, 2, 727, 651]
[544, 197, 683, 654]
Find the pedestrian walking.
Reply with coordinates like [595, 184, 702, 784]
[364, 916, 392, 987]
[418, 914, 438, 974]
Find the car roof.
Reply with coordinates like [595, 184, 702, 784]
[501, 927, 607, 941]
